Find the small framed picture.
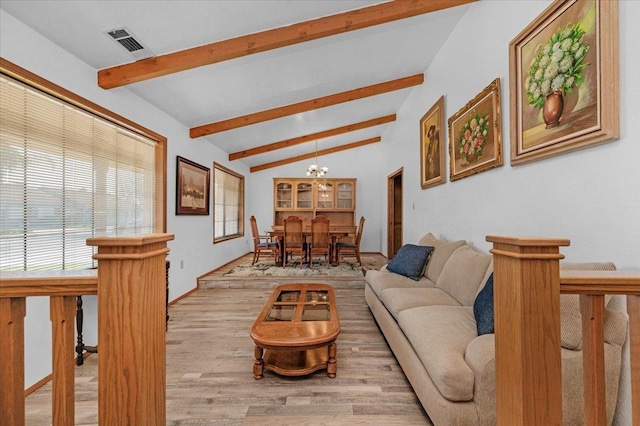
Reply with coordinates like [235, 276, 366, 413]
[509, 0, 619, 165]
[448, 78, 503, 181]
[176, 156, 210, 215]
[420, 95, 446, 189]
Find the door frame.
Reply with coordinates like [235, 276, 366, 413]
[387, 167, 403, 259]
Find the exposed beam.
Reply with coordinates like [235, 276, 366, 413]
[250, 136, 381, 173]
[229, 114, 395, 161]
[191, 74, 422, 138]
[98, 0, 477, 89]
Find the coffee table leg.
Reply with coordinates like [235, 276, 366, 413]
[253, 345, 264, 379]
[327, 342, 337, 378]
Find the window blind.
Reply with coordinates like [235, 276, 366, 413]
[0, 75, 156, 271]
[213, 163, 244, 242]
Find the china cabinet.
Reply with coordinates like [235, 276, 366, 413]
[273, 178, 356, 227]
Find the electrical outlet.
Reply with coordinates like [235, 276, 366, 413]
[180, 260, 184, 269]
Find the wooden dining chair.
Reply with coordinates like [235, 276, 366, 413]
[336, 216, 365, 265]
[308, 215, 331, 267]
[250, 215, 279, 265]
[283, 216, 305, 267]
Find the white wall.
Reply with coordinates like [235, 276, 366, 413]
[0, 9, 250, 388]
[378, 1, 639, 424]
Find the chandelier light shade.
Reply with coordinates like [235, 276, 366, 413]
[306, 140, 328, 177]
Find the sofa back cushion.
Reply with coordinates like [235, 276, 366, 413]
[436, 245, 492, 306]
[418, 233, 466, 283]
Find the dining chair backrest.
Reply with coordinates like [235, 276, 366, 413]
[249, 216, 261, 245]
[355, 216, 365, 246]
[283, 216, 304, 248]
[310, 215, 330, 248]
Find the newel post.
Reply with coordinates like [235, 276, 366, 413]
[486, 235, 570, 425]
[87, 233, 174, 425]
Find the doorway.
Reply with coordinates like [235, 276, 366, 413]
[387, 168, 403, 259]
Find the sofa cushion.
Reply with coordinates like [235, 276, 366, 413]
[398, 305, 477, 402]
[473, 273, 494, 335]
[436, 245, 492, 306]
[559, 261, 616, 350]
[380, 287, 461, 320]
[418, 233, 466, 283]
[365, 269, 434, 298]
[386, 244, 434, 281]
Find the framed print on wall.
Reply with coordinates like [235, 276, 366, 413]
[176, 156, 210, 215]
[420, 95, 446, 189]
[448, 78, 503, 181]
[509, 0, 619, 166]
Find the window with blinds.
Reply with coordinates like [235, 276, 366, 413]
[213, 163, 244, 243]
[0, 74, 157, 271]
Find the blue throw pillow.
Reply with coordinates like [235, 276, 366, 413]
[386, 244, 434, 281]
[473, 273, 494, 336]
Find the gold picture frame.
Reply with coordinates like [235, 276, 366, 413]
[448, 78, 503, 181]
[509, 0, 619, 166]
[420, 95, 446, 189]
[176, 156, 210, 215]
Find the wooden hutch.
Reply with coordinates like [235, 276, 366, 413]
[273, 178, 356, 228]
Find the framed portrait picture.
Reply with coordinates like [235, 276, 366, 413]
[176, 156, 210, 215]
[420, 95, 446, 189]
[509, 0, 619, 166]
[448, 78, 503, 181]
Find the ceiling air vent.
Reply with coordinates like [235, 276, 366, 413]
[105, 27, 154, 60]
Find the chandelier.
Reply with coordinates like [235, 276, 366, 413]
[306, 140, 328, 177]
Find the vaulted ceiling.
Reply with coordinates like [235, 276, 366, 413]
[0, 0, 475, 172]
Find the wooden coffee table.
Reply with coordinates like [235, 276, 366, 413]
[251, 283, 340, 379]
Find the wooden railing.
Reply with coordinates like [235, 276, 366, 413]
[487, 236, 640, 426]
[0, 233, 173, 425]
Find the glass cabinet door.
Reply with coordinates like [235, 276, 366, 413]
[336, 181, 354, 209]
[296, 182, 313, 209]
[276, 182, 293, 209]
[315, 182, 334, 209]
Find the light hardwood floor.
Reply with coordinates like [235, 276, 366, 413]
[25, 286, 433, 425]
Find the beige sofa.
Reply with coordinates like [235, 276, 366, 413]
[364, 232, 628, 425]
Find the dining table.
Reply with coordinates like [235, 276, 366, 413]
[268, 225, 355, 267]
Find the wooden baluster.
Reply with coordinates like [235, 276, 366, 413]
[580, 294, 607, 426]
[75, 295, 85, 366]
[487, 235, 569, 426]
[166, 260, 170, 330]
[0, 297, 26, 426]
[50, 295, 76, 426]
[628, 294, 640, 426]
[87, 233, 173, 425]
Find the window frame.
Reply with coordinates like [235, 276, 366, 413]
[0, 58, 167, 271]
[213, 162, 244, 243]
[1, 58, 167, 233]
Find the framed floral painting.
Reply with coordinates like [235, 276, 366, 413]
[448, 78, 503, 181]
[176, 156, 210, 215]
[420, 95, 446, 189]
[509, 0, 619, 166]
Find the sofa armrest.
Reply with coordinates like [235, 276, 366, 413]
[465, 334, 497, 425]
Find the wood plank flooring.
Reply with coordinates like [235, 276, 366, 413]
[25, 286, 433, 425]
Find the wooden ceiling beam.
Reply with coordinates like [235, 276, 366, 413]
[191, 74, 422, 138]
[250, 136, 381, 173]
[97, 0, 476, 89]
[229, 114, 395, 161]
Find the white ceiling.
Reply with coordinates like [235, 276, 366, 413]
[0, 1, 471, 171]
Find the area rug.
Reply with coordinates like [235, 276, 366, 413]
[222, 256, 380, 277]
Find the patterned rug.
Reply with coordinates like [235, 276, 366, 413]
[222, 256, 380, 277]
